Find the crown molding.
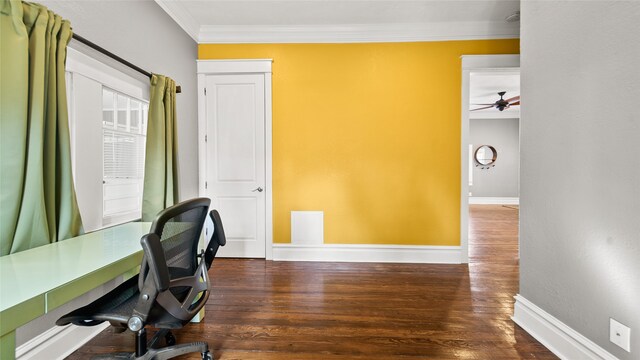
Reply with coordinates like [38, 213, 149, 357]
[154, 1, 520, 44]
[197, 59, 273, 74]
[154, 0, 199, 42]
[198, 21, 519, 44]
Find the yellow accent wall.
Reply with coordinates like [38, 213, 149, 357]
[199, 40, 519, 246]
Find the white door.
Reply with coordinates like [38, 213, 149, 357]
[205, 74, 266, 258]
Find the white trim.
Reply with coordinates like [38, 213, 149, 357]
[469, 197, 519, 205]
[198, 60, 274, 259]
[272, 244, 461, 264]
[66, 47, 149, 101]
[154, 0, 199, 42]
[460, 55, 520, 264]
[197, 59, 273, 74]
[460, 63, 471, 264]
[197, 22, 519, 44]
[197, 72, 207, 199]
[470, 111, 520, 120]
[16, 323, 109, 360]
[65, 47, 150, 233]
[264, 72, 274, 260]
[155, 1, 520, 44]
[461, 55, 522, 70]
[512, 295, 619, 360]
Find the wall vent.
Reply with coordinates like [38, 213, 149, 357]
[291, 211, 324, 245]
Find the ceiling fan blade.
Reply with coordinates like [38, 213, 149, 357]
[505, 95, 520, 103]
[510, 101, 520, 106]
[471, 105, 495, 111]
[471, 103, 496, 106]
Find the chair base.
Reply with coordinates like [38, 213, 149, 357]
[91, 328, 211, 360]
[92, 345, 210, 360]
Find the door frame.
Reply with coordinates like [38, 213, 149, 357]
[460, 55, 519, 263]
[197, 59, 274, 259]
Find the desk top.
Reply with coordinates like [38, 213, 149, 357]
[0, 222, 151, 333]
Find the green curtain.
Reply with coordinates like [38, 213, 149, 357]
[142, 74, 179, 221]
[0, 0, 83, 256]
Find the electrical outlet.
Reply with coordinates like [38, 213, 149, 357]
[610, 318, 631, 352]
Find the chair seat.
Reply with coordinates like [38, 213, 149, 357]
[56, 276, 184, 330]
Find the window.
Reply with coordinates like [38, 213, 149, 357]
[102, 89, 148, 223]
[65, 46, 150, 231]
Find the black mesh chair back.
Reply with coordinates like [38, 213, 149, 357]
[151, 206, 205, 278]
[133, 198, 211, 326]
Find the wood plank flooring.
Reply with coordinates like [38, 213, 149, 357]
[67, 205, 557, 359]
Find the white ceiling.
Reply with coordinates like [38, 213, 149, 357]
[175, 1, 519, 26]
[155, 0, 520, 43]
[469, 72, 520, 119]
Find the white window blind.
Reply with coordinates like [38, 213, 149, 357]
[103, 130, 145, 179]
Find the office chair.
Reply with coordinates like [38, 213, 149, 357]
[57, 198, 226, 360]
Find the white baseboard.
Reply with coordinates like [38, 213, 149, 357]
[272, 244, 461, 264]
[469, 197, 519, 205]
[16, 323, 109, 360]
[512, 295, 618, 360]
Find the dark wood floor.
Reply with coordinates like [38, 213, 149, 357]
[67, 205, 557, 359]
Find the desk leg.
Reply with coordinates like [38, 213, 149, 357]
[190, 308, 205, 323]
[0, 331, 16, 360]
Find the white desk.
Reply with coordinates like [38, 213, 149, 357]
[0, 222, 151, 360]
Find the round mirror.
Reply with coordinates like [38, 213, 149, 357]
[474, 145, 497, 166]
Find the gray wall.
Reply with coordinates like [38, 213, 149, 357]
[42, 0, 199, 200]
[520, 1, 640, 359]
[469, 118, 519, 198]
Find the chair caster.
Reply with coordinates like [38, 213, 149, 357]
[164, 331, 176, 346]
[201, 351, 213, 360]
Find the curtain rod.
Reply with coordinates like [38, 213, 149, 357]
[71, 33, 182, 94]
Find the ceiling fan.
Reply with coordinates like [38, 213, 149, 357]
[471, 91, 520, 111]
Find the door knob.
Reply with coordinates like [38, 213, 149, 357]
[252, 187, 264, 192]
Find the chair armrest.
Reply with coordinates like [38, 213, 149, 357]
[204, 210, 227, 269]
[140, 233, 170, 291]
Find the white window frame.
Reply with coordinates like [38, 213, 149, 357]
[66, 44, 150, 231]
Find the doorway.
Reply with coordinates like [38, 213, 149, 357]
[460, 55, 520, 263]
[197, 60, 274, 259]
[468, 72, 520, 205]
